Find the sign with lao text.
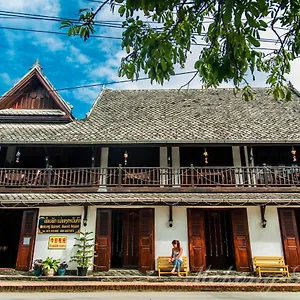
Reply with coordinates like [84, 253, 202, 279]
[48, 236, 67, 249]
[38, 216, 81, 234]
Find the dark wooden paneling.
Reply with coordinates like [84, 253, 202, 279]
[9, 86, 59, 110]
[123, 211, 139, 267]
[16, 209, 38, 270]
[278, 208, 300, 271]
[139, 208, 154, 270]
[188, 209, 206, 271]
[94, 209, 111, 271]
[231, 208, 252, 272]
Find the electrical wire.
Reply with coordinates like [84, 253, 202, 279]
[0, 10, 289, 44]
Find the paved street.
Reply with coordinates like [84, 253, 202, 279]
[0, 292, 299, 300]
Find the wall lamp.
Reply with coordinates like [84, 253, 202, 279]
[83, 205, 88, 227]
[168, 206, 173, 228]
[260, 205, 267, 228]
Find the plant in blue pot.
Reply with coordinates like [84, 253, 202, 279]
[42, 257, 60, 276]
[57, 261, 68, 276]
[32, 259, 43, 276]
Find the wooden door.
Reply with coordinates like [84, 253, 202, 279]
[123, 210, 139, 267]
[205, 210, 234, 269]
[188, 209, 206, 271]
[16, 209, 38, 270]
[231, 208, 252, 271]
[139, 208, 154, 270]
[278, 208, 300, 271]
[94, 209, 111, 271]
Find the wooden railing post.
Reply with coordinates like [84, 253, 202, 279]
[263, 164, 268, 186]
[118, 164, 122, 187]
[190, 164, 194, 187]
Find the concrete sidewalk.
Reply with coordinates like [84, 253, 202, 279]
[1, 280, 300, 292]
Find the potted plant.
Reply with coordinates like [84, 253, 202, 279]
[70, 231, 96, 276]
[42, 257, 60, 276]
[32, 259, 43, 276]
[57, 260, 68, 276]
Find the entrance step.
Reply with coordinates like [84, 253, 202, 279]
[0, 269, 300, 284]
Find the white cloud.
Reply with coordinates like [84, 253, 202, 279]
[0, 0, 61, 19]
[72, 86, 102, 105]
[0, 0, 64, 55]
[66, 45, 90, 65]
[32, 36, 65, 52]
[0, 73, 13, 86]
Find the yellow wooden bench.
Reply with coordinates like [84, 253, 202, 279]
[157, 256, 188, 277]
[254, 256, 290, 277]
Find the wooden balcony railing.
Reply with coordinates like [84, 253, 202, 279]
[0, 165, 300, 188]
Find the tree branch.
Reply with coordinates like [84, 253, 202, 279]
[179, 71, 199, 90]
[93, 0, 110, 19]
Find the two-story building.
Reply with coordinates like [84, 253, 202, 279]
[0, 61, 300, 273]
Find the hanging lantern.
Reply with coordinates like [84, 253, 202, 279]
[124, 151, 128, 166]
[291, 147, 297, 163]
[16, 150, 21, 163]
[203, 148, 208, 164]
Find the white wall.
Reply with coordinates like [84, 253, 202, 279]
[247, 206, 283, 259]
[33, 206, 97, 270]
[154, 206, 189, 269]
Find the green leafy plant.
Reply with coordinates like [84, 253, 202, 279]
[32, 259, 43, 270]
[42, 257, 60, 272]
[62, 0, 300, 101]
[58, 261, 68, 270]
[70, 231, 96, 268]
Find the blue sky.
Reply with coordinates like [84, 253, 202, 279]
[1, 0, 300, 119]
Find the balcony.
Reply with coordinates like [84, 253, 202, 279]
[0, 166, 300, 192]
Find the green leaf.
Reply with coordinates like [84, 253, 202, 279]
[118, 5, 126, 17]
[248, 35, 260, 47]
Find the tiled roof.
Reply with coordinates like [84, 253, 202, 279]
[1, 88, 300, 144]
[0, 192, 300, 206]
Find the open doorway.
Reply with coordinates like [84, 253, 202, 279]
[95, 208, 154, 271]
[111, 209, 139, 269]
[204, 210, 235, 270]
[0, 210, 23, 268]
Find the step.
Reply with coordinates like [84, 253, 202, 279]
[1, 281, 300, 293]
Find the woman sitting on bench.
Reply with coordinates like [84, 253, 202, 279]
[169, 239, 183, 277]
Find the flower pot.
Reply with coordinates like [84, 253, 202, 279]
[57, 268, 66, 276]
[33, 269, 42, 277]
[43, 269, 55, 277]
[77, 267, 88, 276]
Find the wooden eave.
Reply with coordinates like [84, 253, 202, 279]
[0, 68, 73, 121]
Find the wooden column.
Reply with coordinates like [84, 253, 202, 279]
[232, 146, 243, 185]
[98, 147, 109, 191]
[172, 147, 180, 186]
[160, 147, 168, 186]
[5, 146, 16, 167]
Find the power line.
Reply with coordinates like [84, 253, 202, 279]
[0, 25, 122, 40]
[0, 10, 289, 46]
[0, 70, 198, 100]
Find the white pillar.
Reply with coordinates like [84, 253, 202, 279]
[232, 146, 243, 185]
[98, 147, 109, 191]
[5, 146, 16, 167]
[244, 146, 252, 186]
[160, 147, 168, 186]
[172, 147, 180, 186]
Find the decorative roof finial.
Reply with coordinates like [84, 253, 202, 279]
[30, 59, 43, 71]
